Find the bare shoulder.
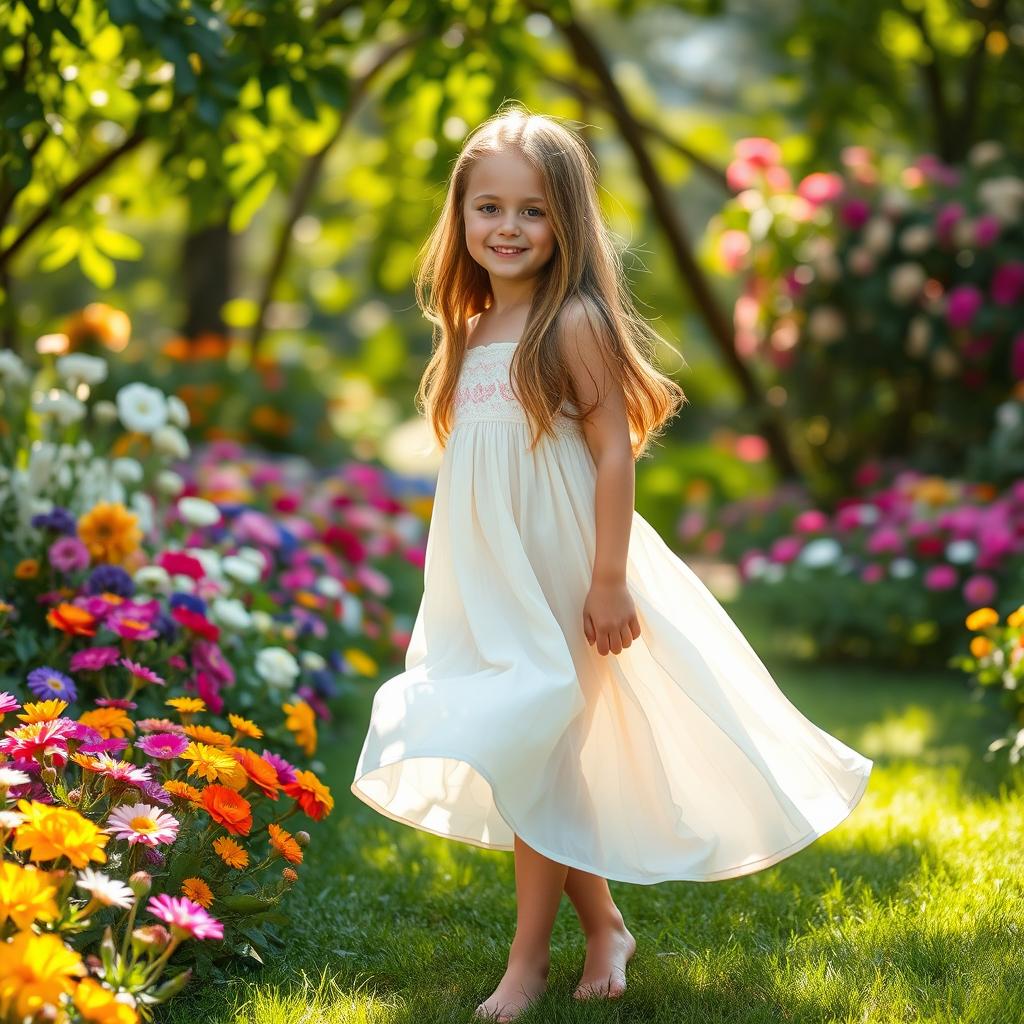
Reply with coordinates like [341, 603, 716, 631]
[555, 296, 619, 403]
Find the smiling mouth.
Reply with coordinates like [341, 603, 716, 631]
[491, 246, 526, 254]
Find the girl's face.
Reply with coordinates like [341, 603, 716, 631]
[463, 150, 555, 283]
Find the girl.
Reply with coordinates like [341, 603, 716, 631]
[351, 104, 873, 1021]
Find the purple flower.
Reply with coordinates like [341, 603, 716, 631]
[974, 214, 1001, 247]
[26, 666, 77, 702]
[31, 507, 76, 535]
[192, 641, 234, 688]
[48, 537, 90, 574]
[946, 284, 984, 330]
[923, 564, 958, 591]
[70, 647, 122, 673]
[85, 564, 135, 597]
[79, 737, 129, 756]
[261, 749, 298, 785]
[121, 659, 165, 687]
[136, 733, 189, 759]
[963, 573, 997, 606]
[992, 262, 1024, 307]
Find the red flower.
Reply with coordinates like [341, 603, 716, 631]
[158, 551, 206, 580]
[171, 606, 220, 642]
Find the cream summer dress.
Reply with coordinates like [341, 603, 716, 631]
[350, 340, 872, 884]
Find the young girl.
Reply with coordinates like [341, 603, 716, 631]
[351, 104, 873, 1021]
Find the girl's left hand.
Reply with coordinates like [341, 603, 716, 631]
[583, 579, 641, 656]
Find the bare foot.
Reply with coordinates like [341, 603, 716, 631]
[573, 921, 636, 1000]
[474, 955, 548, 1022]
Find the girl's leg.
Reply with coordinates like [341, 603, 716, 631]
[474, 834, 568, 1021]
[563, 867, 637, 999]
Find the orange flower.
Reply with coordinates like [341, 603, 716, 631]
[228, 714, 263, 740]
[183, 724, 233, 748]
[164, 780, 203, 804]
[282, 867, 298, 883]
[268, 823, 303, 865]
[970, 636, 993, 659]
[181, 877, 214, 908]
[282, 770, 334, 822]
[232, 749, 280, 800]
[14, 558, 40, 579]
[201, 784, 252, 835]
[17, 700, 69, 723]
[77, 502, 142, 566]
[212, 835, 248, 869]
[78, 707, 135, 739]
[46, 603, 98, 637]
[282, 699, 317, 757]
[166, 696, 206, 715]
[965, 607, 999, 631]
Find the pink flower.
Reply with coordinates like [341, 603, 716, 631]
[106, 802, 179, 846]
[232, 510, 280, 547]
[147, 894, 223, 940]
[860, 563, 885, 584]
[136, 733, 189, 759]
[797, 171, 844, 207]
[963, 573, 997, 606]
[974, 214, 1001, 247]
[923, 564, 958, 591]
[94, 698, 137, 710]
[0, 692, 21, 716]
[48, 537, 91, 574]
[935, 201, 966, 242]
[192, 641, 234, 687]
[108, 612, 159, 641]
[793, 510, 829, 533]
[121, 659, 165, 687]
[80, 754, 151, 785]
[866, 527, 903, 555]
[70, 647, 122, 673]
[136, 718, 186, 735]
[992, 262, 1024, 306]
[194, 671, 224, 716]
[946, 285, 984, 329]
[157, 551, 206, 580]
[769, 536, 803, 563]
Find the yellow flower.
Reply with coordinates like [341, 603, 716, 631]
[1008, 606, 1024, 629]
[0, 862, 60, 929]
[212, 835, 249, 869]
[181, 877, 214, 909]
[282, 699, 317, 757]
[17, 699, 69, 723]
[77, 502, 142, 566]
[78, 706, 135, 739]
[0, 930, 85, 1020]
[166, 696, 206, 715]
[970, 636, 993, 659]
[73, 976, 139, 1024]
[180, 742, 246, 787]
[13, 799, 109, 867]
[344, 647, 378, 676]
[164, 780, 203, 804]
[228, 713, 263, 739]
[183, 724, 234, 748]
[14, 558, 40, 579]
[965, 607, 999, 631]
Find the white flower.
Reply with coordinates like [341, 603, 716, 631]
[76, 439, 93, 459]
[846, 246, 875, 276]
[156, 470, 184, 497]
[116, 382, 168, 434]
[184, 547, 222, 580]
[130, 491, 154, 536]
[93, 399, 118, 425]
[0, 350, 30, 386]
[152, 425, 190, 460]
[888, 263, 926, 305]
[177, 496, 221, 528]
[904, 316, 931, 358]
[862, 216, 893, 255]
[339, 592, 363, 632]
[995, 401, 1022, 431]
[300, 650, 327, 672]
[221, 555, 260, 586]
[255, 646, 300, 691]
[806, 306, 845, 344]
[236, 547, 267, 572]
[945, 539, 978, 564]
[0, 810, 26, 829]
[898, 224, 933, 255]
[75, 868, 135, 909]
[798, 538, 842, 568]
[32, 389, 86, 426]
[890, 558, 916, 579]
[111, 457, 144, 484]
[166, 394, 191, 429]
[133, 565, 171, 594]
[978, 176, 1024, 226]
[170, 574, 197, 593]
[251, 610, 274, 635]
[316, 575, 344, 599]
[762, 564, 785, 584]
[0, 767, 31, 789]
[968, 141, 1003, 167]
[56, 353, 108, 386]
[210, 597, 251, 632]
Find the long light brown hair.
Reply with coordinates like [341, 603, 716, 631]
[413, 102, 687, 460]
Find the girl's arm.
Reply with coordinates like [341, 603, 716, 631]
[558, 299, 642, 656]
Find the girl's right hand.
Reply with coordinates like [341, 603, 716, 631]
[583, 579, 642, 656]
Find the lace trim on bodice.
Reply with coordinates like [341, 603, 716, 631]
[454, 343, 582, 438]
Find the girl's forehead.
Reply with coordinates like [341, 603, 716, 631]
[466, 151, 546, 200]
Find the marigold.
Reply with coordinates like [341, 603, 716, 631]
[164, 780, 203, 804]
[181, 742, 246, 787]
[965, 607, 999, 631]
[183, 724, 233, 748]
[282, 769, 334, 822]
[282, 699, 317, 757]
[13, 800, 109, 867]
[73, 976, 139, 1024]
[970, 636, 993, 659]
[1008, 606, 1024, 629]
[78, 706, 135, 739]
[14, 558, 40, 579]
[212, 835, 249, 869]
[268, 822, 303, 864]
[77, 501, 142, 565]
[17, 699, 69, 723]
[166, 696, 206, 715]
[0, 862, 60, 929]
[0, 930, 85, 1020]
[228, 713, 263, 739]
[181, 877, 214, 909]
[233, 748, 281, 800]
[47, 602, 98, 637]
[201, 784, 252, 835]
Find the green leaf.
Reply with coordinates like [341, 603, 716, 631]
[77, 242, 116, 288]
[229, 171, 275, 233]
[93, 226, 143, 260]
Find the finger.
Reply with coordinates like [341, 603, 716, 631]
[630, 615, 641, 639]
[597, 631, 609, 656]
[609, 630, 622, 655]
[583, 613, 595, 644]
[619, 627, 632, 650]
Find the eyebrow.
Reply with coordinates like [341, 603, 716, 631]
[472, 193, 547, 203]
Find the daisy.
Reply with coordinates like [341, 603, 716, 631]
[69, 646, 122, 672]
[26, 666, 78, 702]
[182, 724, 233, 748]
[0, 767, 31, 790]
[107, 613, 158, 641]
[78, 706, 134, 739]
[116, 382, 168, 434]
[106, 802, 180, 846]
[0, 719, 74, 764]
[261, 749, 297, 785]
[77, 501, 142, 566]
[180, 742, 245, 786]
[137, 717, 186, 735]
[17, 700, 69, 723]
[0, 692, 20, 716]
[72, 752, 151, 786]
[228, 714, 263, 739]
[283, 770, 334, 821]
[13, 800, 109, 867]
[121, 658, 165, 687]
[212, 835, 248, 869]
[166, 696, 206, 715]
[164, 780, 202, 804]
[136, 733, 189, 759]
[75, 868, 135, 909]
[146, 893, 223, 941]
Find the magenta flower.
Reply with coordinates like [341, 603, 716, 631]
[147, 894, 223, 940]
[974, 214, 1001, 247]
[48, 537, 91, 574]
[992, 262, 1024, 306]
[81, 754, 151, 785]
[108, 613, 159, 641]
[935, 201, 966, 241]
[106, 802, 180, 846]
[136, 718, 186, 736]
[193, 641, 234, 687]
[70, 647, 122, 673]
[769, 536, 803, 563]
[860, 563, 885, 584]
[0, 692, 21, 716]
[797, 171, 844, 207]
[120, 659, 165, 687]
[866, 527, 904, 555]
[923, 564, 958, 591]
[136, 733, 189, 760]
[793, 510, 829, 534]
[839, 198, 871, 229]
[946, 284, 984, 330]
[95, 698, 138, 710]
[261, 749, 298, 785]
[963, 573, 997, 606]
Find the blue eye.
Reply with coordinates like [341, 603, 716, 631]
[479, 205, 545, 217]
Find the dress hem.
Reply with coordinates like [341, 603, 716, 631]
[349, 748, 873, 885]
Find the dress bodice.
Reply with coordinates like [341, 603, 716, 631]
[454, 343, 583, 439]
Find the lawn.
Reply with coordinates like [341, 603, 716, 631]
[158, 611, 1024, 1024]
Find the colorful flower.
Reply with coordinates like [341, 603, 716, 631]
[146, 893, 223, 940]
[228, 714, 263, 739]
[70, 646, 122, 672]
[48, 536, 91, 573]
[77, 502, 142, 566]
[120, 658, 165, 687]
[0, 862, 60, 929]
[0, 692, 20, 716]
[0, 930, 85, 1019]
[201, 784, 253, 835]
[166, 696, 206, 715]
[46, 602, 98, 637]
[183, 724, 233, 748]
[78, 706, 135, 739]
[136, 733, 189, 759]
[181, 742, 246, 786]
[268, 823, 303, 865]
[212, 835, 249, 869]
[27, 666, 78, 702]
[965, 607, 999, 631]
[261, 749, 298, 785]
[72, 977, 140, 1024]
[282, 699, 317, 756]
[106, 802, 180, 846]
[164, 780, 202, 804]
[14, 557, 40, 579]
[137, 717, 186, 735]
[232, 748, 281, 800]
[17, 699, 69, 723]
[71, 753, 151, 786]
[283, 770, 334, 821]
[107, 611, 159, 641]
[171, 604, 220, 641]
[75, 868, 135, 909]
[13, 799, 109, 866]
[0, 719, 75, 764]
[181, 877, 214, 908]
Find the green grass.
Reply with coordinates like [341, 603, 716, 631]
[158, 612, 1024, 1024]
